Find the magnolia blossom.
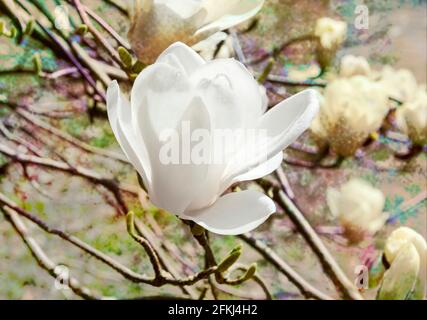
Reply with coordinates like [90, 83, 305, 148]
[327, 179, 387, 243]
[379, 66, 418, 102]
[395, 86, 427, 145]
[129, 0, 264, 64]
[383, 227, 426, 299]
[314, 17, 347, 50]
[107, 42, 319, 235]
[339, 55, 371, 78]
[310, 76, 389, 156]
[192, 32, 235, 60]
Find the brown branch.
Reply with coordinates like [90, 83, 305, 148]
[0, 192, 218, 290]
[238, 233, 333, 300]
[0, 142, 137, 196]
[82, 3, 131, 50]
[15, 108, 128, 163]
[272, 188, 363, 300]
[72, 0, 123, 67]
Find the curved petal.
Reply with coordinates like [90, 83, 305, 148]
[232, 151, 282, 184]
[197, 0, 264, 35]
[131, 62, 192, 137]
[182, 190, 275, 235]
[106, 81, 151, 188]
[157, 42, 206, 76]
[222, 89, 319, 186]
[146, 96, 211, 214]
[156, 0, 204, 19]
[191, 58, 263, 129]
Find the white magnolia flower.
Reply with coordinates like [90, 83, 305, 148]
[192, 31, 235, 60]
[379, 66, 418, 102]
[311, 76, 389, 156]
[339, 55, 371, 78]
[384, 227, 426, 298]
[327, 178, 387, 243]
[395, 86, 427, 145]
[129, 0, 264, 64]
[314, 17, 347, 50]
[107, 42, 319, 235]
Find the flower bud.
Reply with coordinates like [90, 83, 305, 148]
[327, 179, 387, 243]
[377, 243, 420, 300]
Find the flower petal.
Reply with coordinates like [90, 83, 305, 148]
[145, 96, 211, 214]
[106, 81, 151, 187]
[197, 0, 264, 35]
[222, 89, 319, 188]
[232, 151, 283, 184]
[191, 58, 264, 129]
[183, 190, 275, 235]
[131, 62, 192, 137]
[157, 42, 206, 76]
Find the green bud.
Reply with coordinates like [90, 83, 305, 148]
[191, 224, 204, 236]
[76, 24, 88, 36]
[242, 263, 257, 281]
[0, 20, 4, 35]
[118, 46, 133, 69]
[377, 243, 420, 300]
[9, 26, 17, 38]
[217, 246, 242, 273]
[257, 58, 274, 83]
[126, 211, 136, 235]
[33, 53, 42, 75]
[131, 61, 146, 74]
[24, 20, 34, 35]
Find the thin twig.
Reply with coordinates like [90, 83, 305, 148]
[15, 108, 128, 162]
[273, 188, 363, 300]
[0, 192, 218, 288]
[82, 4, 131, 49]
[238, 233, 333, 300]
[1, 206, 102, 300]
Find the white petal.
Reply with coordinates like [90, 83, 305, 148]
[157, 42, 206, 76]
[191, 58, 264, 128]
[222, 89, 319, 188]
[232, 151, 282, 183]
[192, 32, 229, 61]
[131, 62, 192, 137]
[182, 190, 275, 235]
[106, 81, 151, 187]
[197, 0, 264, 35]
[146, 96, 211, 214]
[155, 0, 203, 19]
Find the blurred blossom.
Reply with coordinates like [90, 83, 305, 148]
[382, 227, 426, 299]
[326, 178, 387, 243]
[395, 86, 427, 145]
[128, 0, 264, 64]
[314, 17, 347, 50]
[311, 76, 389, 156]
[378, 66, 418, 103]
[339, 55, 371, 78]
[192, 32, 235, 60]
[106, 42, 319, 235]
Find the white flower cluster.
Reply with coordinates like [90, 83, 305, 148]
[311, 54, 426, 154]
